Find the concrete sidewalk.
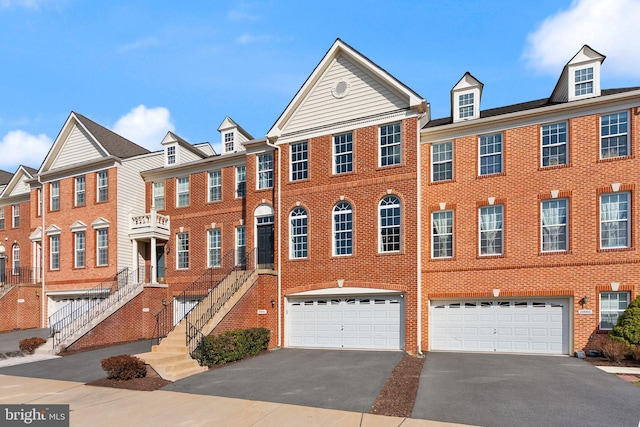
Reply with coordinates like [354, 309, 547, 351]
[0, 374, 477, 427]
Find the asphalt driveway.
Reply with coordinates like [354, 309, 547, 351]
[163, 348, 404, 413]
[413, 352, 640, 427]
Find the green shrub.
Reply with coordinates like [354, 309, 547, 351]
[101, 355, 147, 380]
[609, 296, 640, 347]
[19, 337, 46, 354]
[192, 328, 270, 367]
[632, 345, 640, 362]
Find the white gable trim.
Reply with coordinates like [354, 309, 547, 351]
[45, 224, 61, 235]
[69, 220, 87, 232]
[92, 217, 110, 229]
[29, 226, 42, 242]
[0, 166, 33, 199]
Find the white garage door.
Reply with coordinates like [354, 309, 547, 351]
[288, 296, 404, 350]
[430, 299, 568, 355]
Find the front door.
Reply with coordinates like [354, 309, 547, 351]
[0, 257, 5, 284]
[257, 224, 274, 268]
[156, 246, 165, 283]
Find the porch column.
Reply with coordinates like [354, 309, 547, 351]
[150, 237, 157, 284]
[132, 239, 138, 272]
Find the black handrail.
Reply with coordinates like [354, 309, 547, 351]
[49, 267, 145, 349]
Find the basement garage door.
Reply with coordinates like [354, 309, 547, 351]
[429, 299, 569, 355]
[287, 296, 404, 350]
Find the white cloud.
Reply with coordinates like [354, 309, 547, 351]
[117, 37, 161, 54]
[0, 0, 52, 10]
[227, 3, 259, 21]
[112, 105, 175, 150]
[0, 130, 51, 170]
[236, 34, 273, 45]
[523, 0, 640, 77]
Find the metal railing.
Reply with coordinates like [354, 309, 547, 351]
[153, 248, 254, 348]
[0, 266, 37, 286]
[185, 248, 256, 354]
[49, 267, 146, 349]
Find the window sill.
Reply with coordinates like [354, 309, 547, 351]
[538, 250, 571, 256]
[377, 250, 403, 256]
[289, 178, 310, 184]
[429, 179, 455, 185]
[597, 246, 634, 253]
[332, 254, 354, 259]
[477, 254, 505, 259]
[538, 163, 570, 171]
[288, 257, 309, 262]
[598, 154, 634, 163]
[376, 163, 404, 171]
[430, 256, 455, 261]
[255, 187, 273, 192]
[476, 172, 506, 180]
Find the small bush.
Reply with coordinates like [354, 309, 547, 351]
[631, 345, 640, 362]
[19, 337, 46, 354]
[596, 337, 630, 363]
[609, 296, 640, 347]
[192, 328, 270, 367]
[101, 355, 147, 380]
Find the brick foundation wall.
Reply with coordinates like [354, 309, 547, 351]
[0, 285, 41, 331]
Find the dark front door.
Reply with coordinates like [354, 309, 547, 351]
[257, 224, 274, 268]
[0, 257, 5, 283]
[156, 246, 165, 283]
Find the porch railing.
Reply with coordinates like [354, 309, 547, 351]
[49, 267, 146, 349]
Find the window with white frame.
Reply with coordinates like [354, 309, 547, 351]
[600, 292, 629, 330]
[600, 192, 630, 249]
[380, 123, 401, 167]
[153, 181, 165, 210]
[177, 232, 189, 269]
[236, 166, 246, 198]
[97, 171, 108, 202]
[96, 229, 108, 266]
[333, 202, 353, 256]
[333, 132, 353, 174]
[50, 181, 60, 211]
[224, 132, 234, 152]
[75, 175, 85, 206]
[12, 244, 19, 275]
[379, 195, 401, 252]
[50, 235, 60, 270]
[541, 199, 568, 252]
[37, 189, 42, 217]
[479, 133, 503, 175]
[575, 67, 594, 97]
[11, 205, 19, 228]
[208, 229, 221, 268]
[541, 122, 567, 167]
[0, 207, 4, 229]
[75, 231, 85, 268]
[167, 145, 176, 165]
[208, 170, 222, 202]
[291, 142, 308, 181]
[459, 93, 474, 119]
[290, 207, 308, 259]
[431, 142, 453, 182]
[432, 210, 453, 258]
[235, 226, 246, 265]
[176, 177, 189, 207]
[600, 112, 628, 159]
[479, 205, 503, 255]
[257, 153, 273, 189]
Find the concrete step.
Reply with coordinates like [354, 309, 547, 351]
[152, 344, 188, 354]
[164, 365, 207, 381]
[137, 352, 187, 365]
[164, 358, 202, 373]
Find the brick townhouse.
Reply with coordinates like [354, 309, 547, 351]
[0, 40, 637, 360]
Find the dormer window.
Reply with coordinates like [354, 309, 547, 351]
[167, 145, 176, 165]
[459, 93, 474, 119]
[451, 72, 482, 123]
[574, 67, 594, 96]
[224, 132, 234, 152]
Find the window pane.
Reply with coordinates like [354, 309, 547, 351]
[334, 202, 352, 256]
[432, 210, 453, 258]
[479, 205, 503, 255]
[432, 142, 453, 182]
[541, 199, 568, 252]
[479, 134, 502, 175]
[290, 207, 308, 258]
[380, 123, 401, 166]
[291, 142, 309, 181]
[334, 133, 353, 174]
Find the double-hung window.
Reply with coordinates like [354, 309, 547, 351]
[333, 202, 353, 256]
[600, 292, 629, 330]
[0, 208, 4, 229]
[176, 177, 189, 207]
[167, 146, 176, 165]
[380, 123, 401, 167]
[97, 171, 108, 202]
[50, 182, 60, 211]
[75, 176, 85, 206]
[479, 133, 503, 175]
[600, 192, 630, 249]
[290, 207, 308, 259]
[224, 132, 234, 152]
[75, 232, 85, 268]
[12, 244, 19, 275]
[208, 170, 222, 202]
[575, 67, 594, 96]
[541, 122, 567, 167]
[291, 142, 308, 181]
[541, 199, 568, 252]
[333, 132, 353, 174]
[379, 196, 401, 253]
[600, 112, 628, 159]
[208, 229, 221, 268]
[459, 93, 474, 119]
[479, 205, 503, 256]
[432, 210, 453, 258]
[11, 205, 19, 228]
[235, 226, 246, 266]
[96, 229, 108, 266]
[50, 235, 60, 270]
[153, 182, 165, 210]
[236, 166, 246, 198]
[177, 232, 189, 269]
[431, 142, 453, 182]
[257, 153, 273, 189]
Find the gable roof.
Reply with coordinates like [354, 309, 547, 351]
[161, 131, 209, 159]
[550, 45, 605, 103]
[0, 170, 12, 186]
[0, 165, 35, 198]
[267, 38, 427, 140]
[218, 116, 254, 140]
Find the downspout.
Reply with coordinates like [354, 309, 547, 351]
[416, 115, 423, 356]
[265, 138, 282, 348]
[38, 176, 46, 329]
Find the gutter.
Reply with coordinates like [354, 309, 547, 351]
[37, 175, 45, 329]
[265, 138, 282, 348]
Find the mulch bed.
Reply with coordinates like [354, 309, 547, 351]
[86, 376, 171, 391]
[370, 354, 425, 418]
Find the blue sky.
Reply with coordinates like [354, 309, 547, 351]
[1, 0, 639, 172]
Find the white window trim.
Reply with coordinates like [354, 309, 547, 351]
[378, 195, 401, 253]
[540, 198, 569, 253]
[379, 123, 402, 167]
[453, 88, 480, 122]
[208, 170, 222, 202]
[290, 141, 309, 181]
[235, 226, 246, 265]
[176, 176, 190, 207]
[11, 205, 19, 228]
[224, 131, 235, 153]
[478, 133, 503, 176]
[568, 62, 601, 101]
[74, 231, 85, 269]
[600, 192, 630, 249]
[332, 202, 353, 256]
[0, 207, 4, 229]
[208, 228, 221, 268]
[97, 171, 108, 203]
[75, 176, 85, 207]
[333, 132, 353, 175]
[431, 141, 453, 182]
[11, 244, 19, 275]
[176, 232, 189, 270]
[257, 153, 273, 189]
[599, 291, 630, 330]
[50, 235, 60, 270]
[50, 181, 60, 211]
[600, 111, 629, 160]
[479, 205, 504, 256]
[165, 144, 178, 166]
[289, 207, 308, 259]
[153, 181, 165, 210]
[540, 122, 568, 167]
[235, 166, 246, 198]
[96, 228, 108, 266]
[431, 210, 454, 259]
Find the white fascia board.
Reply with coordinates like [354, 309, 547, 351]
[286, 287, 403, 297]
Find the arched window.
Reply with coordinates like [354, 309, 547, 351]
[333, 202, 353, 256]
[290, 207, 308, 259]
[12, 243, 19, 275]
[379, 196, 401, 252]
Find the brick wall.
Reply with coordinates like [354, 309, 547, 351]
[0, 284, 41, 331]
